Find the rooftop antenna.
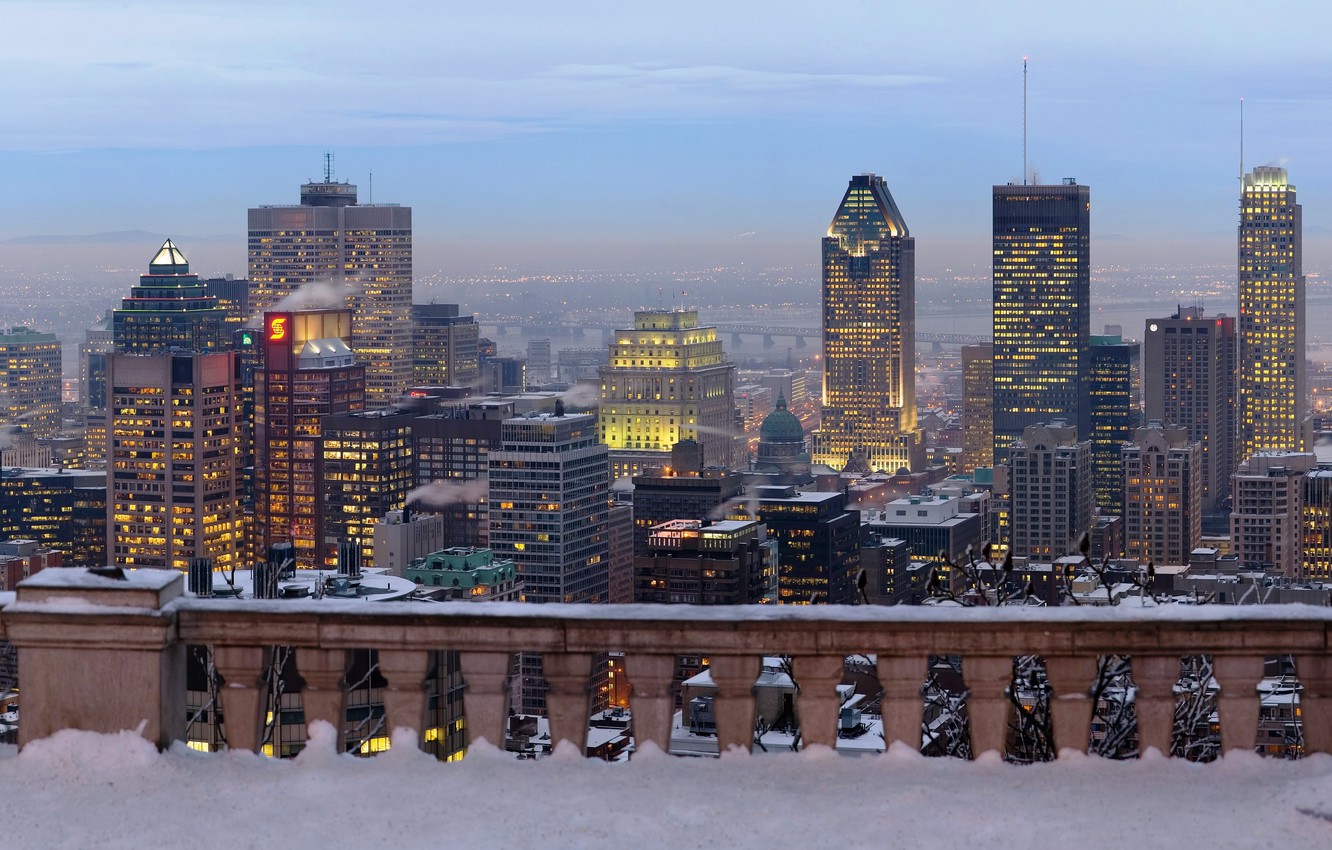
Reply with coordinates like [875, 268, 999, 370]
[1022, 56, 1029, 186]
[369, 168, 373, 204]
[1239, 97, 1245, 185]
[324, 151, 335, 183]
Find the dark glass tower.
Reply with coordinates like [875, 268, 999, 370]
[991, 181, 1091, 464]
[112, 240, 228, 353]
[1087, 334, 1141, 518]
[812, 174, 922, 473]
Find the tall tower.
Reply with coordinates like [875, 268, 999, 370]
[1007, 422, 1094, 560]
[254, 308, 365, 568]
[961, 343, 994, 474]
[812, 173, 922, 473]
[1238, 165, 1305, 462]
[599, 309, 735, 480]
[106, 351, 239, 571]
[992, 181, 1091, 463]
[113, 240, 228, 354]
[1087, 334, 1141, 517]
[1143, 308, 1236, 515]
[1122, 423, 1201, 566]
[0, 327, 62, 437]
[248, 166, 412, 405]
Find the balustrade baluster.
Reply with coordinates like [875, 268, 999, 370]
[1296, 654, 1332, 755]
[458, 650, 513, 750]
[213, 645, 269, 754]
[1213, 655, 1264, 755]
[297, 648, 351, 751]
[1132, 654, 1178, 757]
[377, 650, 433, 749]
[965, 656, 1014, 758]
[792, 655, 844, 750]
[1044, 656, 1097, 756]
[708, 655, 759, 754]
[625, 653, 676, 754]
[543, 652, 593, 754]
[877, 655, 925, 751]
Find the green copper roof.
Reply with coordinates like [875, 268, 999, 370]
[759, 394, 804, 444]
[148, 239, 190, 275]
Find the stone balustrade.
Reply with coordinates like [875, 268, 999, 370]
[2, 568, 1331, 758]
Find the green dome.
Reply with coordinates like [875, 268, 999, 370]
[759, 395, 804, 444]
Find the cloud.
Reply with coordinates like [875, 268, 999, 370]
[540, 64, 942, 92]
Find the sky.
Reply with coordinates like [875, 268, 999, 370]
[3, 0, 1332, 276]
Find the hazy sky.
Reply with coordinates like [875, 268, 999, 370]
[3, 0, 1332, 275]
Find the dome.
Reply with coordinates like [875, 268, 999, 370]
[759, 395, 804, 444]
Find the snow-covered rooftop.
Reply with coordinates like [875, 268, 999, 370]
[2, 724, 1329, 849]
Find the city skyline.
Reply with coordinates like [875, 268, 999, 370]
[3, 2, 1332, 276]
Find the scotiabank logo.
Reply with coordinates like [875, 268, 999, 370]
[268, 316, 288, 342]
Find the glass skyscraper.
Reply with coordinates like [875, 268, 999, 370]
[1238, 165, 1305, 462]
[991, 181, 1091, 464]
[812, 174, 922, 473]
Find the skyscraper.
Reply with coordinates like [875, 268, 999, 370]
[961, 343, 994, 474]
[106, 351, 239, 571]
[411, 304, 479, 389]
[599, 309, 735, 479]
[254, 308, 365, 568]
[488, 410, 609, 603]
[1122, 423, 1201, 566]
[320, 408, 415, 570]
[0, 327, 62, 437]
[1143, 307, 1236, 515]
[1238, 166, 1305, 462]
[813, 174, 923, 473]
[112, 240, 228, 354]
[1087, 334, 1141, 517]
[992, 181, 1091, 463]
[1231, 451, 1315, 577]
[249, 168, 412, 405]
[1007, 422, 1093, 560]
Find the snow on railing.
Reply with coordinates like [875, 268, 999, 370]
[1, 568, 1330, 759]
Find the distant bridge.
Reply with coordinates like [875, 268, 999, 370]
[484, 320, 991, 347]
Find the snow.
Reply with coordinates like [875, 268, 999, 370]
[2, 724, 1329, 849]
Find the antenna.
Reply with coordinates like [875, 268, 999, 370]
[1022, 56, 1029, 186]
[1239, 97, 1245, 185]
[369, 169, 373, 205]
[324, 151, 334, 183]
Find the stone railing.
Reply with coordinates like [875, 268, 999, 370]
[2, 568, 1331, 758]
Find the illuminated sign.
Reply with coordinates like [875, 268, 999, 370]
[239, 331, 254, 347]
[268, 316, 288, 342]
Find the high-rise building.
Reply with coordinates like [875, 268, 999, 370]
[1007, 422, 1094, 560]
[488, 410, 610, 604]
[1122, 423, 1201, 566]
[106, 351, 239, 571]
[249, 170, 412, 405]
[1305, 462, 1332, 581]
[1143, 307, 1237, 515]
[1087, 334, 1141, 517]
[992, 181, 1091, 462]
[112, 240, 228, 354]
[0, 467, 106, 567]
[635, 519, 775, 605]
[78, 311, 114, 411]
[201, 275, 251, 330]
[411, 304, 479, 390]
[0, 327, 62, 437]
[738, 484, 860, 605]
[254, 308, 365, 568]
[813, 174, 923, 473]
[1230, 451, 1315, 577]
[320, 408, 415, 570]
[1238, 166, 1305, 462]
[961, 343, 994, 474]
[411, 400, 514, 549]
[629, 439, 744, 554]
[599, 309, 735, 479]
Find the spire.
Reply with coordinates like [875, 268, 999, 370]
[775, 392, 787, 411]
[148, 239, 189, 274]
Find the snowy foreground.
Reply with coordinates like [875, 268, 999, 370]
[3, 724, 1332, 850]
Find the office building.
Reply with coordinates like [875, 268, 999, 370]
[411, 304, 479, 390]
[320, 408, 414, 570]
[112, 240, 229, 354]
[249, 168, 412, 404]
[739, 485, 859, 605]
[961, 343, 994, 474]
[992, 181, 1091, 461]
[0, 467, 106, 567]
[201, 275, 251, 329]
[526, 338, 552, 385]
[411, 400, 513, 549]
[1143, 307, 1237, 514]
[861, 495, 985, 566]
[0, 539, 62, 592]
[629, 440, 744, 554]
[488, 410, 610, 604]
[1306, 462, 1332, 582]
[372, 508, 449, 577]
[1230, 451, 1315, 578]
[254, 308, 365, 568]
[107, 351, 239, 571]
[608, 500, 635, 603]
[1122, 423, 1202, 566]
[78, 311, 114, 411]
[405, 546, 522, 601]
[1007, 422, 1094, 560]
[599, 309, 735, 479]
[1238, 166, 1305, 462]
[0, 326, 61, 438]
[635, 519, 775, 605]
[1087, 334, 1141, 517]
[813, 174, 923, 473]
